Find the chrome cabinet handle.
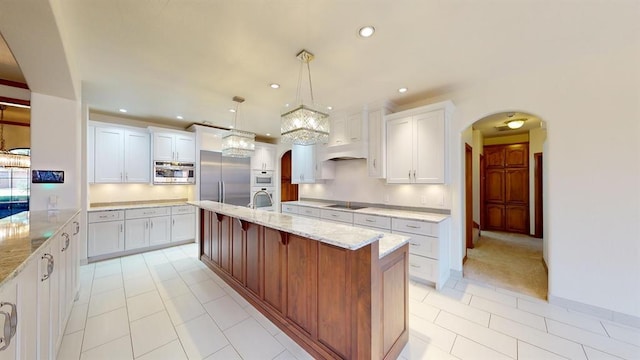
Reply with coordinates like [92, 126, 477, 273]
[410, 242, 420, 246]
[373, 159, 376, 168]
[413, 170, 416, 179]
[120, 224, 123, 233]
[61, 233, 70, 252]
[145, 221, 149, 229]
[120, 172, 123, 181]
[408, 170, 411, 179]
[365, 219, 375, 223]
[41, 253, 54, 281]
[150, 220, 153, 229]
[177, 151, 179, 160]
[73, 221, 80, 235]
[0, 302, 17, 350]
[406, 224, 420, 229]
[409, 264, 420, 268]
[331, 214, 338, 217]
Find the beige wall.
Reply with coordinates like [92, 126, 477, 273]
[89, 184, 193, 204]
[529, 127, 547, 236]
[472, 129, 483, 224]
[483, 133, 529, 145]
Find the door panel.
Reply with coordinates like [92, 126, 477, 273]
[245, 223, 261, 296]
[484, 146, 505, 167]
[263, 228, 285, 312]
[485, 204, 505, 230]
[286, 234, 317, 335]
[317, 244, 349, 358]
[505, 144, 528, 167]
[505, 169, 528, 204]
[506, 205, 529, 233]
[219, 216, 231, 273]
[231, 219, 244, 283]
[485, 169, 505, 202]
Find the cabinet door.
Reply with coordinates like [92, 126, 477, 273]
[368, 110, 385, 178]
[124, 130, 151, 183]
[88, 221, 125, 257]
[125, 218, 149, 250]
[414, 110, 445, 183]
[153, 133, 175, 161]
[263, 228, 285, 313]
[94, 127, 124, 183]
[286, 234, 317, 334]
[172, 213, 195, 242]
[149, 216, 171, 246]
[87, 125, 95, 183]
[347, 112, 363, 142]
[219, 216, 232, 273]
[231, 219, 244, 283]
[485, 204, 505, 230]
[49, 236, 61, 356]
[505, 144, 528, 167]
[386, 116, 413, 183]
[329, 114, 346, 146]
[485, 146, 505, 168]
[0, 279, 17, 360]
[16, 258, 38, 360]
[485, 169, 505, 202]
[262, 146, 276, 171]
[175, 134, 195, 162]
[245, 223, 261, 296]
[250, 146, 265, 170]
[291, 144, 315, 184]
[37, 244, 53, 360]
[505, 168, 528, 204]
[70, 218, 80, 304]
[506, 205, 529, 233]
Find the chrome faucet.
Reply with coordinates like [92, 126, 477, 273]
[249, 190, 273, 209]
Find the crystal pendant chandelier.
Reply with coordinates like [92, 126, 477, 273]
[0, 105, 30, 168]
[222, 96, 256, 158]
[280, 50, 330, 145]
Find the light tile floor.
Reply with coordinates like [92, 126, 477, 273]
[58, 243, 640, 360]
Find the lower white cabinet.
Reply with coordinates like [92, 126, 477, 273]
[125, 218, 149, 250]
[88, 211, 125, 258]
[0, 279, 17, 360]
[281, 204, 298, 215]
[172, 214, 195, 242]
[149, 216, 171, 246]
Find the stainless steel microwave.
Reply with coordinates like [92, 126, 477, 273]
[252, 170, 274, 187]
[154, 161, 195, 184]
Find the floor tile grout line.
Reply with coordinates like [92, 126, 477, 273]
[545, 324, 636, 360]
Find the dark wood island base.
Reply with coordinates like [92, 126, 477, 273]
[199, 209, 409, 360]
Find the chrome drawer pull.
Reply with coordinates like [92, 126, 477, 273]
[61, 233, 70, 252]
[365, 219, 375, 223]
[41, 253, 54, 281]
[409, 242, 420, 246]
[409, 264, 420, 268]
[406, 224, 420, 229]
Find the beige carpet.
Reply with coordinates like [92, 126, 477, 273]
[464, 231, 548, 299]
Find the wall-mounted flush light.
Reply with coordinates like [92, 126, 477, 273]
[398, 87, 408, 93]
[327, 106, 333, 110]
[119, 108, 127, 113]
[506, 119, 525, 129]
[176, 115, 183, 120]
[270, 83, 280, 89]
[229, 108, 236, 113]
[358, 26, 375, 38]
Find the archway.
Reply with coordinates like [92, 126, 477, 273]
[461, 110, 548, 299]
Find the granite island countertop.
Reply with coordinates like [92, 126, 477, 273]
[189, 200, 409, 257]
[0, 209, 80, 288]
[282, 200, 450, 223]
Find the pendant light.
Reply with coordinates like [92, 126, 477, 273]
[221, 96, 256, 158]
[280, 49, 330, 145]
[0, 105, 30, 168]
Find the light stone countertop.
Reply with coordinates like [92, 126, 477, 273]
[0, 209, 80, 288]
[282, 200, 450, 223]
[378, 233, 410, 258]
[190, 201, 409, 254]
[88, 200, 190, 212]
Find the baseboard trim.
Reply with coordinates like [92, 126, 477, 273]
[548, 294, 640, 329]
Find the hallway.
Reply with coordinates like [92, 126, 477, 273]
[464, 231, 547, 299]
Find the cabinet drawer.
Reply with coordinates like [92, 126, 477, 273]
[395, 231, 438, 259]
[408, 254, 438, 282]
[320, 209, 353, 224]
[88, 210, 124, 223]
[353, 213, 391, 230]
[282, 204, 298, 214]
[172, 205, 195, 214]
[392, 218, 437, 236]
[298, 206, 320, 218]
[126, 207, 171, 219]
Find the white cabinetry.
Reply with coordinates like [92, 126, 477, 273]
[171, 205, 195, 242]
[251, 143, 276, 171]
[0, 279, 17, 360]
[88, 210, 125, 258]
[88, 125, 95, 183]
[367, 109, 386, 178]
[92, 123, 151, 183]
[292, 144, 334, 184]
[329, 111, 364, 146]
[281, 204, 298, 215]
[152, 130, 195, 162]
[386, 101, 453, 184]
[125, 207, 171, 250]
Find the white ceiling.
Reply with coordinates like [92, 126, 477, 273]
[0, 1, 620, 138]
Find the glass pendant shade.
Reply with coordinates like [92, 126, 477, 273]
[0, 152, 30, 168]
[221, 129, 256, 158]
[280, 105, 330, 145]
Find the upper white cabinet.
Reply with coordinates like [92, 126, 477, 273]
[386, 101, 454, 184]
[251, 143, 276, 171]
[328, 111, 365, 147]
[328, 113, 346, 146]
[87, 125, 95, 183]
[292, 144, 334, 184]
[152, 130, 195, 162]
[91, 123, 151, 183]
[367, 109, 386, 178]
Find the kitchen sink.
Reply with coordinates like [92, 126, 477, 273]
[326, 204, 368, 210]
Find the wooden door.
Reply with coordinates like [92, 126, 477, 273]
[263, 228, 286, 313]
[465, 144, 473, 251]
[483, 143, 529, 234]
[280, 150, 298, 202]
[245, 222, 261, 296]
[534, 153, 543, 238]
[286, 234, 317, 335]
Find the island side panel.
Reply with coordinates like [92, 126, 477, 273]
[245, 221, 262, 297]
[200, 210, 211, 260]
[286, 234, 318, 336]
[263, 227, 285, 313]
[379, 243, 409, 359]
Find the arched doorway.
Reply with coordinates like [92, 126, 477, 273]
[280, 150, 298, 202]
[462, 111, 547, 299]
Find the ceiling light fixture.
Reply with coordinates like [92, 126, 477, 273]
[270, 83, 280, 89]
[398, 87, 408, 93]
[176, 115, 183, 120]
[119, 108, 127, 113]
[506, 119, 526, 129]
[280, 49, 330, 145]
[222, 96, 255, 158]
[327, 106, 333, 110]
[0, 105, 30, 168]
[358, 26, 375, 38]
[229, 108, 236, 113]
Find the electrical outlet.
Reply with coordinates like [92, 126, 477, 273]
[438, 194, 445, 207]
[420, 195, 428, 205]
[384, 194, 390, 203]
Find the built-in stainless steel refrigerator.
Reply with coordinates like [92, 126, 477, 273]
[199, 150, 251, 206]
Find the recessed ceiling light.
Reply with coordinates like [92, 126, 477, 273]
[270, 83, 280, 89]
[506, 119, 526, 129]
[229, 108, 236, 113]
[398, 87, 408, 93]
[176, 115, 183, 120]
[119, 108, 127, 113]
[229, 125, 234, 129]
[358, 26, 375, 38]
[266, 133, 271, 136]
[327, 106, 333, 110]
[284, 104, 290, 108]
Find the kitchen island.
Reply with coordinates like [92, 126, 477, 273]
[190, 200, 409, 360]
